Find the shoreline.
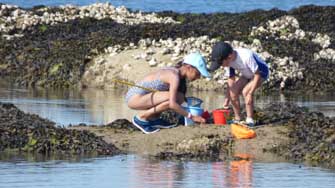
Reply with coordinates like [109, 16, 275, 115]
[0, 3, 334, 169]
[1, 102, 334, 169]
[0, 3, 334, 92]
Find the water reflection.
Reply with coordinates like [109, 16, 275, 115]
[0, 151, 98, 163]
[228, 160, 253, 188]
[211, 153, 254, 188]
[128, 155, 256, 188]
[129, 158, 248, 188]
[0, 86, 334, 126]
[79, 89, 137, 125]
[0, 87, 137, 125]
[0, 154, 334, 188]
[129, 159, 180, 188]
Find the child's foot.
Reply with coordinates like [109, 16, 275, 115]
[150, 118, 177, 129]
[132, 116, 160, 134]
[245, 117, 255, 128]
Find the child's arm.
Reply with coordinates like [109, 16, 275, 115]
[166, 71, 206, 123]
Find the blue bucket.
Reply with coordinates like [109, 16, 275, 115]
[183, 106, 204, 126]
[184, 106, 204, 116]
[186, 97, 203, 107]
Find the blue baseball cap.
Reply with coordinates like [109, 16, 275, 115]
[183, 52, 211, 78]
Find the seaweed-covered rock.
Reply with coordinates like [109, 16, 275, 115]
[289, 5, 335, 45]
[0, 102, 120, 155]
[105, 118, 139, 131]
[154, 134, 233, 161]
[260, 102, 335, 168]
[160, 110, 181, 124]
[288, 112, 335, 167]
[0, 6, 285, 88]
[255, 102, 308, 125]
[0, 4, 334, 92]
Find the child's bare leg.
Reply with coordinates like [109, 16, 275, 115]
[128, 91, 169, 110]
[223, 87, 230, 108]
[242, 80, 263, 119]
[230, 91, 241, 120]
[128, 91, 185, 120]
[140, 101, 170, 120]
[229, 77, 249, 120]
[128, 91, 169, 120]
[140, 92, 185, 120]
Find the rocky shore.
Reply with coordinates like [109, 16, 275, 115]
[0, 3, 334, 92]
[0, 102, 120, 155]
[0, 2, 334, 169]
[1, 101, 334, 168]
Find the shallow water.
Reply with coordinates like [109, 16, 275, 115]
[0, 87, 334, 126]
[0, 154, 334, 188]
[2, 0, 335, 13]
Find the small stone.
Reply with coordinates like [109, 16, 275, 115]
[280, 81, 285, 89]
[96, 57, 105, 64]
[161, 48, 171, 55]
[148, 58, 158, 67]
[171, 56, 180, 61]
[123, 63, 131, 71]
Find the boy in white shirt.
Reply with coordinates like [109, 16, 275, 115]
[209, 41, 269, 126]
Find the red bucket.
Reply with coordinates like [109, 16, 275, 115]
[212, 109, 230, 125]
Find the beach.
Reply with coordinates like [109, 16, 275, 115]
[0, 2, 334, 187]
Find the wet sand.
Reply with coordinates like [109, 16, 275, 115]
[71, 124, 289, 162]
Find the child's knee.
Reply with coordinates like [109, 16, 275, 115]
[127, 100, 136, 109]
[242, 89, 248, 97]
[230, 94, 239, 101]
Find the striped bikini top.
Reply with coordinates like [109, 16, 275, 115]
[136, 67, 179, 91]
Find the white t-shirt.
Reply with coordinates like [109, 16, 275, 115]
[225, 48, 268, 79]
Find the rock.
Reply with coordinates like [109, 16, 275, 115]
[122, 63, 131, 71]
[0, 102, 120, 155]
[148, 57, 158, 67]
[161, 47, 171, 55]
[0, 4, 334, 93]
[105, 119, 138, 131]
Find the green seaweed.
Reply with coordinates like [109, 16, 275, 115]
[176, 15, 186, 23]
[49, 63, 63, 75]
[39, 24, 48, 32]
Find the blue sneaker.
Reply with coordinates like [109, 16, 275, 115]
[132, 116, 160, 134]
[150, 118, 177, 129]
[245, 121, 259, 129]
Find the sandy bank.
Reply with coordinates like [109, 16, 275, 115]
[70, 124, 289, 162]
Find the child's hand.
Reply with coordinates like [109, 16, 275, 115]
[192, 115, 206, 123]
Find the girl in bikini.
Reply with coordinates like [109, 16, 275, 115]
[126, 52, 210, 134]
